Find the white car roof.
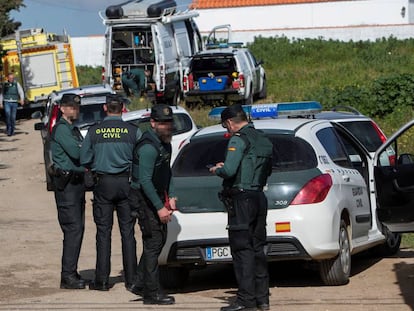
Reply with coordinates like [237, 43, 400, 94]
[194, 118, 325, 137]
[122, 105, 191, 121]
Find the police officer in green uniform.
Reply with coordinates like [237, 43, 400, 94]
[121, 68, 150, 97]
[210, 104, 273, 311]
[127, 104, 176, 305]
[2, 73, 25, 136]
[80, 95, 142, 291]
[51, 93, 88, 289]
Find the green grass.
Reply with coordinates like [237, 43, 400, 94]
[401, 234, 414, 249]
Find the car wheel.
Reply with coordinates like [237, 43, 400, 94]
[159, 266, 189, 289]
[371, 227, 401, 257]
[244, 86, 254, 105]
[319, 219, 351, 285]
[258, 78, 267, 99]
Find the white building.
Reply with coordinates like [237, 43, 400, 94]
[192, 0, 414, 42]
[72, 0, 414, 67]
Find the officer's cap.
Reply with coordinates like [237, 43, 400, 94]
[60, 93, 81, 106]
[221, 104, 246, 123]
[151, 104, 173, 122]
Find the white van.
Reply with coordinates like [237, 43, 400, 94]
[100, 0, 203, 105]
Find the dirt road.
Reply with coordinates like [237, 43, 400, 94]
[1, 118, 414, 311]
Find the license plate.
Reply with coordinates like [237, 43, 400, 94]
[205, 246, 232, 260]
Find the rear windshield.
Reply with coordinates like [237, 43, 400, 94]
[338, 120, 383, 152]
[173, 133, 317, 177]
[126, 113, 193, 136]
[191, 56, 236, 72]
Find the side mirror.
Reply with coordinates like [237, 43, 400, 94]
[34, 122, 45, 131]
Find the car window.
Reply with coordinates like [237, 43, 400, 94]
[192, 56, 235, 72]
[126, 113, 193, 136]
[317, 127, 352, 168]
[268, 134, 317, 171]
[338, 120, 383, 152]
[75, 104, 107, 129]
[173, 133, 318, 177]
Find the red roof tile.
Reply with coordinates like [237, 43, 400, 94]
[191, 0, 340, 9]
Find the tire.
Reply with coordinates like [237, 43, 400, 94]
[371, 227, 401, 257]
[258, 78, 267, 99]
[244, 86, 254, 106]
[319, 220, 351, 286]
[159, 266, 189, 289]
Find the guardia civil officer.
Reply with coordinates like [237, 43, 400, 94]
[127, 104, 176, 305]
[209, 104, 273, 311]
[51, 93, 87, 289]
[2, 73, 25, 136]
[80, 94, 142, 291]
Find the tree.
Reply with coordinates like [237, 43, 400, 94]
[0, 0, 24, 37]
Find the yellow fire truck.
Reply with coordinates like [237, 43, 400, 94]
[0, 28, 79, 112]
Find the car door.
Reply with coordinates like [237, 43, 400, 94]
[316, 125, 371, 238]
[374, 119, 414, 232]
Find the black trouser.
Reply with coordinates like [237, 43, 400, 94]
[228, 190, 269, 308]
[134, 201, 167, 297]
[54, 181, 85, 280]
[92, 174, 137, 285]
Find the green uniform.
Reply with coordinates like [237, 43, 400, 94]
[215, 122, 272, 309]
[216, 124, 272, 190]
[80, 115, 142, 288]
[51, 117, 86, 285]
[131, 129, 175, 210]
[80, 116, 141, 173]
[122, 68, 146, 97]
[52, 118, 84, 172]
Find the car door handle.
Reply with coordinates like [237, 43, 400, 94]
[392, 179, 414, 192]
[342, 175, 350, 182]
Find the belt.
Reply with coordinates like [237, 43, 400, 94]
[97, 170, 130, 176]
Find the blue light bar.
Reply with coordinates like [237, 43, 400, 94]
[208, 105, 252, 120]
[208, 101, 322, 121]
[251, 101, 322, 119]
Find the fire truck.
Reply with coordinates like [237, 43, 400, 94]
[0, 28, 79, 114]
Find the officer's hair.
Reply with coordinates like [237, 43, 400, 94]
[230, 111, 248, 123]
[106, 95, 123, 114]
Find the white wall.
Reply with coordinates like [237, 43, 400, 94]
[195, 0, 413, 43]
[71, 36, 105, 67]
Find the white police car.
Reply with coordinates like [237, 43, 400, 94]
[158, 101, 414, 288]
[121, 105, 199, 163]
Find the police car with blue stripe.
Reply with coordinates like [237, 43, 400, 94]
[157, 101, 414, 288]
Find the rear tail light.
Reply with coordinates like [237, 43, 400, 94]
[370, 120, 387, 143]
[370, 120, 395, 165]
[188, 73, 194, 90]
[291, 174, 332, 205]
[49, 105, 60, 134]
[101, 67, 105, 82]
[183, 74, 194, 91]
[238, 73, 245, 88]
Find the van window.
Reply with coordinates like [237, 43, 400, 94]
[173, 21, 192, 57]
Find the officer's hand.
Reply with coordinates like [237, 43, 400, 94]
[158, 207, 172, 224]
[169, 197, 177, 211]
[209, 162, 224, 174]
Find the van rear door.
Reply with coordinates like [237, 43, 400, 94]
[153, 23, 178, 98]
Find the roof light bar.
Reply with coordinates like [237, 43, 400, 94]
[208, 101, 322, 120]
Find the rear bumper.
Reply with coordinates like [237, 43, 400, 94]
[162, 236, 311, 267]
[184, 89, 243, 103]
